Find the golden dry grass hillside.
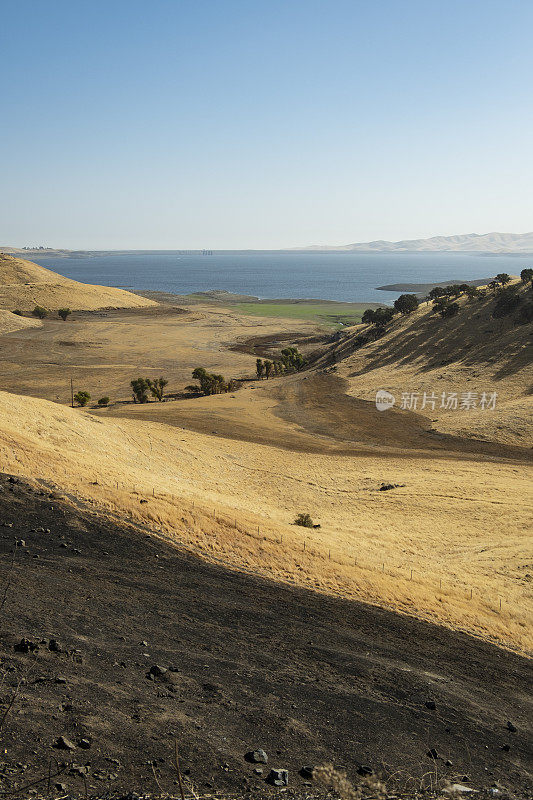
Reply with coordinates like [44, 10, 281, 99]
[0, 309, 42, 335]
[0, 276, 531, 654]
[0, 386, 531, 653]
[323, 281, 533, 447]
[0, 253, 157, 311]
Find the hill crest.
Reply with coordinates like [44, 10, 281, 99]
[0, 253, 156, 311]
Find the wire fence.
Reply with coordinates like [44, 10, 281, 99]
[99, 479, 511, 620]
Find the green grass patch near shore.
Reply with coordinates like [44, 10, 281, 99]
[229, 300, 383, 327]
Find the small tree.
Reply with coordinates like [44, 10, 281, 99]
[58, 308, 71, 321]
[256, 358, 264, 379]
[520, 268, 533, 284]
[97, 396, 110, 406]
[495, 273, 511, 286]
[362, 309, 376, 324]
[74, 391, 91, 407]
[264, 360, 273, 379]
[428, 287, 446, 300]
[131, 377, 150, 403]
[32, 305, 48, 319]
[393, 294, 419, 315]
[147, 377, 168, 401]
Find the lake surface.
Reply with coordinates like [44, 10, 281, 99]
[29, 251, 528, 303]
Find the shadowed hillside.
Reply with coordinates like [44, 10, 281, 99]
[318, 281, 533, 446]
[1, 475, 531, 798]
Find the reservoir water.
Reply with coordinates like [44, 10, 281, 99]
[29, 251, 528, 303]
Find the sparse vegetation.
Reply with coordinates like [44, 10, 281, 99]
[73, 391, 91, 407]
[32, 305, 48, 319]
[58, 308, 71, 321]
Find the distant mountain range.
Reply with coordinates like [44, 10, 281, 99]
[297, 232, 533, 253]
[3, 231, 533, 256]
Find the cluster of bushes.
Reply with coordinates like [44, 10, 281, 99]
[428, 271, 533, 325]
[255, 346, 307, 379]
[185, 367, 237, 396]
[26, 306, 71, 320]
[73, 392, 109, 407]
[131, 377, 169, 403]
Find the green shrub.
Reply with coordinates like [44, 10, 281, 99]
[97, 396, 110, 406]
[74, 391, 91, 407]
[58, 308, 71, 321]
[294, 513, 314, 528]
[32, 305, 48, 319]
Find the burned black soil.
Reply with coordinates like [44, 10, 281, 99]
[0, 475, 531, 799]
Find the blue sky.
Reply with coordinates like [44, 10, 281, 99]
[1, 0, 532, 249]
